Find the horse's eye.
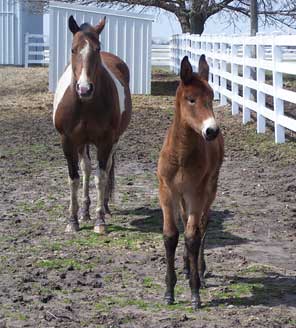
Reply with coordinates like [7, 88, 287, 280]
[187, 97, 196, 105]
[71, 49, 76, 54]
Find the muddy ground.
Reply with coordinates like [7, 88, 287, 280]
[0, 67, 295, 328]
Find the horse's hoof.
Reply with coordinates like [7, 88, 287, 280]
[164, 293, 174, 305]
[191, 294, 201, 310]
[94, 224, 107, 234]
[65, 222, 79, 233]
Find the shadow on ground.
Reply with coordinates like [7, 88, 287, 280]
[206, 271, 296, 308]
[117, 207, 247, 249]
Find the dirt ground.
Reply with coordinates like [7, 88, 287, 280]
[0, 67, 295, 328]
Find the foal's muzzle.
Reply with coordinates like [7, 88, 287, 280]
[76, 82, 94, 99]
[205, 127, 220, 141]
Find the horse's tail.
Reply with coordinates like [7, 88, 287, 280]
[106, 152, 116, 201]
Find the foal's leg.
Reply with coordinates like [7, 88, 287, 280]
[79, 146, 91, 222]
[185, 211, 203, 309]
[62, 137, 80, 233]
[180, 199, 189, 279]
[94, 144, 117, 234]
[159, 180, 179, 305]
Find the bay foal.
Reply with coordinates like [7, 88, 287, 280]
[157, 56, 224, 309]
[53, 16, 131, 233]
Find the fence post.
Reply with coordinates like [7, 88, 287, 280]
[213, 42, 220, 100]
[24, 32, 29, 68]
[231, 42, 239, 115]
[220, 42, 227, 106]
[272, 37, 285, 143]
[257, 39, 266, 133]
[243, 40, 251, 124]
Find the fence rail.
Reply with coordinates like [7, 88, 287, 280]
[152, 44, 170, 66]
[24, 33, 49, 67]
[170, 33, 296, 143]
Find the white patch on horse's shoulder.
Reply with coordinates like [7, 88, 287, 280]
[53, 65, 72, 125]
[102, 62, 125, 115]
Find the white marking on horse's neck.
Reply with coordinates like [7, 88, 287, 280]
[78, 40, 91, 87]
[53, 65, 72, 126]
[102, 62, 126, 115]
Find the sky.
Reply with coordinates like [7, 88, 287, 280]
[151, 9, 296, 39]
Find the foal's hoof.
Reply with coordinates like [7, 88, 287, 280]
[191, 294, 201, 310]
[164, 292, 174, 305]
[65, 221, 79, 233]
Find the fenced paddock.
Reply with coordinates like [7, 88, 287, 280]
[49, 1, 153, 94]
[170, 34, 296, 143]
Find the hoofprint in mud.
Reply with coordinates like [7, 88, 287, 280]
[0, 67, 295, 327]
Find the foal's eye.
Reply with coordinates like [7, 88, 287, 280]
[187, 97, 196, 105]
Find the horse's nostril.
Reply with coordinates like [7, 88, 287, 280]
[206, 127, 219, 140]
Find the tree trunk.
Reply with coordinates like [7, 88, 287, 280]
[190, 14, 206, 35]
[177, 12, 191, 33]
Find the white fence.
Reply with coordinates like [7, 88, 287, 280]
[25, 33, 49, 67]
[170, 34, 296, 143]
[49, 1, 153, 94]
[152, 44, 170, 66]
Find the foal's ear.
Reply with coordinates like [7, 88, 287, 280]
[69, 15, 80, 35]
[95, 16, 106, 35]
[180, 56, 193, 85]
[198, 54, 209, 81]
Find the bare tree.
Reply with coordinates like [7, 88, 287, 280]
[23, 0, 296, 35]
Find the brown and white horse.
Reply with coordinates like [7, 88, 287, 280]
[53, 16, 132, 233]
[157, 55, 224, 309]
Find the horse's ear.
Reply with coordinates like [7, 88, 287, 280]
[198, 54, 209, 81]
[95, 16, 106, 35]
[180, 56, 193, 85]
[69, 15, 80, 35]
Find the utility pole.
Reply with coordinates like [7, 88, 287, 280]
[250, 0, 258, 36]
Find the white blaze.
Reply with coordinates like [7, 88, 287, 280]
[102, 62, 125, 115]
[78, 40, 91, 88]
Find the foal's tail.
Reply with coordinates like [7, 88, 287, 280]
[106, 152, 116, 201]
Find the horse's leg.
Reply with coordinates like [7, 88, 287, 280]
[94, 144, 116, 234]
[62, 137, 80, 233]
[159, 179, 179, 305]
[79, 145, 91, 222]
[103, 152, 115, 219]
[185, 209, 203, 309]
[180, 198, 190, 279]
